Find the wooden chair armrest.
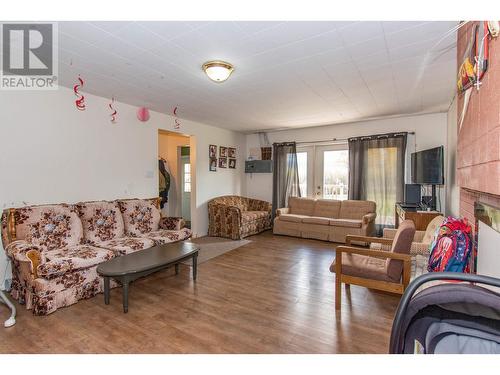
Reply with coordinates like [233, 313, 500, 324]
[345, 235, 394, 246]
[336, 245, 412, 261]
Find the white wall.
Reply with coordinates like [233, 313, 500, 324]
[0, 86, 246, 286]
[246, 112, 448, 210]
[445, 96, 460, 217]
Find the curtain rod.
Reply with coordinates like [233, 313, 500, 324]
[293, 131, 415, 145]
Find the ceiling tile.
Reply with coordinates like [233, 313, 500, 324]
[55, 21, 458, 132]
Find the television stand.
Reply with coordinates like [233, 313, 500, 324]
[395, 203, 441, 231]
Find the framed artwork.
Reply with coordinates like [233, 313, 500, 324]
[228, 147, 236, 158]
[209, 158, 217, 172]
[218, 157, 227, 168]
[209, 144, 217, 158]
[219, 146, 228, 157]
[229, 158, 236, 169]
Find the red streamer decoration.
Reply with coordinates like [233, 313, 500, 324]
[73, 75, 86, 111]
[173, 106, 180, 129]
[109, 97, 117, 123]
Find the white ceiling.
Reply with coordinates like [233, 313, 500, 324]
[56, 21, 458, 132]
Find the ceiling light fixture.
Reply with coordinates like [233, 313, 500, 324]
[202, 60, 234, 83]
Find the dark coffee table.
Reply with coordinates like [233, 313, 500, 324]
[97, 241, 199, 313]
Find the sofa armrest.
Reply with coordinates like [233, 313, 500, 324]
[248, 198, 272, 212]
[5, 240, 43, 279]
[362, 212, 376, 225]
[159, 216, 185, 230]
[276, 207, 290, 216]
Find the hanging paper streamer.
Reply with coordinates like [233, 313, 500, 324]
[73, 75, 86, 111]
[137, 107, 150, 122]
[109, 97, 117, 123]
[173, 106, 180, 129]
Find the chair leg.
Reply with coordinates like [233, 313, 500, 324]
[335, 275, 341, 310]
[335, 251, 342, 311]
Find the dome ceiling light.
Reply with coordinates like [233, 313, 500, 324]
[202, 60, 234, 83]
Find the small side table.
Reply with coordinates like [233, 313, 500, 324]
[0, 289, 16, 327]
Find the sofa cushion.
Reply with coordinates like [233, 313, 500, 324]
[241, 211, 269, 223]
[288, 197, 315, 216]
[302, 216, 330, 225]
[329, 219, 363, 228]
[330, 253, 391, 282]
[77, 201, 125, 244]
[98, 237, 155, 256]
[25, 206, 83, 251]
[386, 220, 416, 282]
[422, 215, 445, 244]
[339, 200, 376, 220]
[37, 245, 115, 279]
[141, 227, 192, 245]
[313, 199, 341, 218]
[278, 214, 309, 223]
[118, 199, 161, 236]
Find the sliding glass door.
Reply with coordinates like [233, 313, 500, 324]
[297, 144, 349, 200]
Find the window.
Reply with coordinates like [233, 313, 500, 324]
[323, 150, 348, 200]
[183, 163, 191, 193]
[296, 152, 307, 196]
[365, 147, 397, 226]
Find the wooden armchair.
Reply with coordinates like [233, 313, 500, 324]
[330, 220, 416, 310]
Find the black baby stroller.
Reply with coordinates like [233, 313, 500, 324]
[389, 272, 500, 354]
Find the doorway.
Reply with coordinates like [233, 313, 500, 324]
[179, 146, 191, 226]
[297, 143, 349, 200]
[158, 130, 192, 227]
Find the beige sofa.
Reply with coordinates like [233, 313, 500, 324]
[273, 197, 376, 243]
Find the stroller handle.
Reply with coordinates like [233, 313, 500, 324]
[389, 272, 500, 354]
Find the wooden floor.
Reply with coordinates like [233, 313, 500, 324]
[0, 231, 400, 353]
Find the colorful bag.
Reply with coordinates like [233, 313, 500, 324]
[428, 217, 474, 273]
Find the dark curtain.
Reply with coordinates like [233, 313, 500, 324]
[272, 142, 301, 220]
[348, 132, 407, 232]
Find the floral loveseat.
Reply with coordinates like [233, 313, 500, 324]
[208, 195, 272, 240]
[1, 198, 191, 315]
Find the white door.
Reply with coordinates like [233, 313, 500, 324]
[297, 144, 349, 200]
[180, 155, 191, 221]
[314, 145, 349, 200]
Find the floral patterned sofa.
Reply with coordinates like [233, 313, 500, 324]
[1, 198, 191, 315]
[208, 195, 272, 240]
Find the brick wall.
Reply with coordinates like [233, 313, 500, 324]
[457, 22, 500, 220]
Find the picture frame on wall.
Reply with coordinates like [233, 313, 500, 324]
[229, 158, 236, 169]
[219, 146, 228, 157]
[209, 158, 217, 172]
[228, 147, 236, 158]
[219, 157, 227, 168]
[209, 144, 217, 158]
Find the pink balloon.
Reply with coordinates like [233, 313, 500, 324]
[137, 107, 150, 122]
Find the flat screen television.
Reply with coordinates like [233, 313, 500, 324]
[411, 146, 444, 185]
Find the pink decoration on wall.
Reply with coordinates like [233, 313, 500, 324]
[137, 107, 150, 122]
[109, 97, 117, 123]
[73, 75, 86, 111]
